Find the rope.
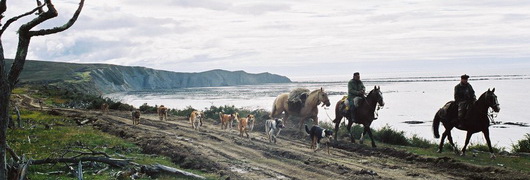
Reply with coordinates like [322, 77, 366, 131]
[324, 107, 333, 122]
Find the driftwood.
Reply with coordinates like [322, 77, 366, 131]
[6, 144, 19, 162]
[77, 161, 83, 180]
[95, 166, 109, 175]
[142, 164, 206, 179]
[15, 147, 204, 179]
[15, 105, 22, 128]
[31, 157, 131, 168]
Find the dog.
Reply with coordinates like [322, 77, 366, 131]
[131, 110, 141, 125]
[157, 105, 168, 121]
[238, 114, 255, 138]
[265, 118, 285, 144]
[101, 103, 109, 114]
[248, 114, 256, 132]
[305, 125, 333, 155]
[219, 112, 238, 130]
[189, 110, 204, 130]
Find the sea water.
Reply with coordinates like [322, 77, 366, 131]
[107, 75, 530, 150]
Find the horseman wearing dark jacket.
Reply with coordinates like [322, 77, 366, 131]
[455, 74, 476, 123]
[348, 72, 365, 122]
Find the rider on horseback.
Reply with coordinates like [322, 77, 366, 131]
[348, 72, 365, 122]
[454, 74, 476, 124]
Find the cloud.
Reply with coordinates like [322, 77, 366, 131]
[1, 0, 530, 81]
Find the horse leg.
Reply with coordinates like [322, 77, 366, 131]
[367, 127, 376, 148]
[446, 132, 459, 154]
[359, 127, 366, 144]
[347, 120, 355, 143]
[482, 129, 496, 159]
[284, 113, 290, 128]
[461, 131, 473, 156]
[437, 130, 449, 153]
[334, 120, 341, 141]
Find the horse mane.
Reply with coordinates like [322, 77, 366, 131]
[309, 89, 322, 95]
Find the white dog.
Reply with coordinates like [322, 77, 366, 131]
[265, 118, 285, 144]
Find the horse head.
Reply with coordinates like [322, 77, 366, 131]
[368, 86, 385, 107]
[318, 87, 331, 107]
[485, 88, 500, 112]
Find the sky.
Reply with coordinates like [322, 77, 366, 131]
[3, 0, 530, 81]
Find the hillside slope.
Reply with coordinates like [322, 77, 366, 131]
[8, 60, 291, 94]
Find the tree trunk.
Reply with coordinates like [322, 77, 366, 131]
[0, 0, 85, 178]
[0, 83, 11, 180]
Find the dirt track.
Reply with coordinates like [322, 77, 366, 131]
[14, 91, 526, 180]
[37, 107, 522, 180]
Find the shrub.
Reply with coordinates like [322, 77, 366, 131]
[374, 124, 409, 146]
[171, 106, 197, 117]
[203, 105, 239, 119]
[410, 134, 435, 148]
[139, 103, 158, 113]
[512, 133, 530, 153]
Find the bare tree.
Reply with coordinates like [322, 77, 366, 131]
[0, 0, 84, 178]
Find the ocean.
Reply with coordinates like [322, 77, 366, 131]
[107, 75, 530, 150]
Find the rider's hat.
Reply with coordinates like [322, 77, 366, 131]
[353, 72, 360, 76]
[461, 74, 469, 79]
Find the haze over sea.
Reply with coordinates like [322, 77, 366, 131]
[108, 74, 530, 150]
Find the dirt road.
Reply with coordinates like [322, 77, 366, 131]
[12, 92, 519, 180]
[48, 108, 523, 180]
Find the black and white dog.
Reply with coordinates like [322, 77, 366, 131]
[305, 125, 333, 154]
[265, 118, 285, 144]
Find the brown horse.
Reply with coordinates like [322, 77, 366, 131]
[433, 88, 500, 158]
[271, 87, 331, 131]
[333, 86, 384, 147]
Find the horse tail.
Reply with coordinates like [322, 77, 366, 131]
[332, 100, 343, 124]
[433, 111, 441, 139]
[305, 124, 311, 134]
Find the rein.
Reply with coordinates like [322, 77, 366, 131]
[488, 108, 499, 125]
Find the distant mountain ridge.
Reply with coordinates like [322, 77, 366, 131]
[7, 60, 291, 95]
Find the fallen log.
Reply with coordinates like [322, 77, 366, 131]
[142, 164, 206, 179]
[31, 157, 131, 168]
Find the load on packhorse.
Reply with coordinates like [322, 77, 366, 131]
[271, 87, 331, 131]
[287, 88, 311, 113]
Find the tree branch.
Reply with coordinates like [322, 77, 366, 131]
[30, 0, 85, 36]
[8, 0, 84, 88]
[0, 0, 6, 22]
[0, 3, 46, 36]
[6, 144, 19, 162]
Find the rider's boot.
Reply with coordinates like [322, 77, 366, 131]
[456, 104, 466, 128]
[351, 105, 357, 123]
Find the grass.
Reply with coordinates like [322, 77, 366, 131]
[7, 107, 216, 179]
[325, 122, 530, 173]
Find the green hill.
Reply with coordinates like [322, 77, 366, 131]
[6, 59, 291, 95]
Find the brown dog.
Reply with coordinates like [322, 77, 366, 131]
[157, 105, 168, 121]
[238, 114, 255, 138]
[219, 112, 238, 130]
[189, 110, 204, 130]
[101, 103, 109, 114]
[131, 110, 141, 125]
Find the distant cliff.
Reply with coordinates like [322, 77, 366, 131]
[9, 60, 291, 95]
